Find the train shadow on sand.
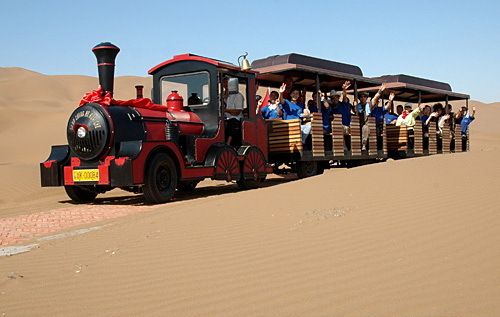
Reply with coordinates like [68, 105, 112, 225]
[58, 160, 382, 207]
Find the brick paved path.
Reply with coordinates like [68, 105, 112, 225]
[0, 205, 157, 246]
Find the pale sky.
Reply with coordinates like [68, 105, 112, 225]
[1, 0, 499, 102]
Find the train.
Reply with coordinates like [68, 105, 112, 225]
[40, 42, 470, 203]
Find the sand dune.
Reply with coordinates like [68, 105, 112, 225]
[0, 68, 499, 316]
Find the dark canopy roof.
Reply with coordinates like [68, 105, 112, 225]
[355, 74, 469, 102]
[252, 53, 363, 76]
[371, 74, 452, 92]
[252, 53, 379, 90]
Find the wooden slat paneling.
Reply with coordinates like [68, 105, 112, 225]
[368, 117, 377, 155]
[311, 113, 324, 157]
[332, 117, 344, 156]
[428, 125, 437, 154]
[386, 125, 407, 151]
[350, 116, 361, 156]
[267, 119, 303, 153]
[414, 123, 424, 154]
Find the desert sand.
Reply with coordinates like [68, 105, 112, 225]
[0, 67, 499, 316]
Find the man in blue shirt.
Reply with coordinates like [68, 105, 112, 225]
[460, 106, 476, 136]
[329, 81, 354, 134]
[371, 92, 395, 151]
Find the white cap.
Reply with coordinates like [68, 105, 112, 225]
[228, 78, 239, 94]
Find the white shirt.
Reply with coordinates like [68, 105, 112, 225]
[225, 93, 244, 120]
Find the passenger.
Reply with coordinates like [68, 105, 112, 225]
[224, 77, 244, 147]
[282, 76, 306, 105]
[278, 83, 311, 144]
[260, 91, 283, 119]
[279, 83, 304, 119]
[437, 113, 451, 136]
[420, 105, 432, 125]
[384, 111, 398, 125]
[425, 111, 439, 127]
[355, 83, 386, 151]
[454, 106, 467, 125]
[460, 106, 476, 136]
[383, 97, 398, 125]
[396, 102, 425, 150]
[396, 104, 404, 116]
[372, 92, 396, 149]
[432, 103, 444, 116]
[330, 81, 353, 135]
[396, 102, 424, 128]
[371, 92, 395, 123]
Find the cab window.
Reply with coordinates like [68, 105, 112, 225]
[161, 71, 210, 108]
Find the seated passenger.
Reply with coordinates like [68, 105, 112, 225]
[330, 81, 353, 135]
[396, 104, 404, 116]
[383, 96, 398, 125]
[371, 92, 395, 124]
[308, 90, 336, 134]
[460, 106, 476, 136]
[355, 83, 386, 151]
[260, 91, 283, 119]
[454, 106, 467, 125]
[278, 83, 304, 119]
[384, 111, 398, 125]
[420, 105, 431, 125]
[437, 113, 451, 135]
[278, 83, 310, 143]
[395, 102, 424, 128]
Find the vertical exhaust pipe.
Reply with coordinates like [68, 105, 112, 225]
[92, 42, 120, 96]
[135, 85, 144, 99]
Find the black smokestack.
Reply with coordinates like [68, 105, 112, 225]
[92, 42, 120, 96]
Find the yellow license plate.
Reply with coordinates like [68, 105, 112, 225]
[73, 169, 100, 182]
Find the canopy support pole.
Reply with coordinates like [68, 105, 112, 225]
[316, 73, 321, 114]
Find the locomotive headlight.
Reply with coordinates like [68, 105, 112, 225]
[77, 126, 87, 139]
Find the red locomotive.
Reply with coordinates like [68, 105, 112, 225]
[40, 42, 470, 203]
[41, 42, 270, 203]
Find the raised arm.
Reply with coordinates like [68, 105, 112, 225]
[384, 92, 395, 111]
[425, 112, 438, 126]
[342, 81, 351, 103]
[278, 83, 286, 105]
[371, 83, 387, 109]
[411, 103, 424, 118]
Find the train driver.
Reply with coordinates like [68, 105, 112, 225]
[224, 77, 244, 146]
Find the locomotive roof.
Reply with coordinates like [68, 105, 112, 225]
[148, 53, 249, 75]
[252, 53, 379, 90]
[355, 75, 469, 102]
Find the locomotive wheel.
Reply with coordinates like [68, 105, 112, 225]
[297, 161, 318, 179]
[177, 180, 200, 193]
[64, 185, 98, 203]
[237, 147, 267, 189]
[213, 147, 240, 182]
[143, 153, 178, 203]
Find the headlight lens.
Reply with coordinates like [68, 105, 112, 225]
[77, 126, 87, 138]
